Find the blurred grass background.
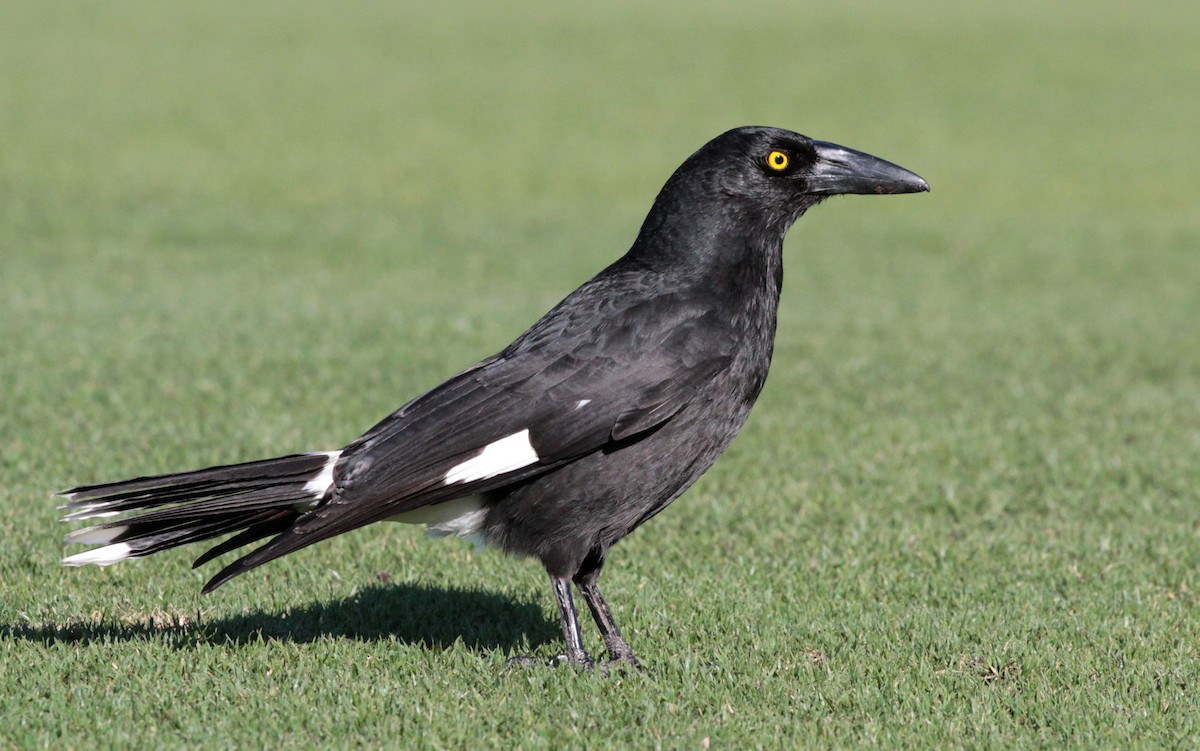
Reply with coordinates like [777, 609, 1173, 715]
[2, 1, 1198, 748]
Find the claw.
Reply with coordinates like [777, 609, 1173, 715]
[598, 655, 641, 675]
[554, 652, 597, 670]
[504, 655, 539, 669]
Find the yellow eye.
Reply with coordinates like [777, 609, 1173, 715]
[766, 150, 789, 171]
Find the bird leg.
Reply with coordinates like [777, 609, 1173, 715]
[505, 574, 597, 670]
[577, 580, 640, 669]
[551, 575, 596, 669]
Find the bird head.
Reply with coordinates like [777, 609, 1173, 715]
[634, 126, 928, 262]
[691, 126, 927, 206]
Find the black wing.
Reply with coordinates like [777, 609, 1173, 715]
[204, 274, 738, 589]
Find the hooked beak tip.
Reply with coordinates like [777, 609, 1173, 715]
[810, 140, 929, 196]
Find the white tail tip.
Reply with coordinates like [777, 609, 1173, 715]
[62, 542, 134, 567]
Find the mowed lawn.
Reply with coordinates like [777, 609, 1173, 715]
[2, 1, 1199, 748]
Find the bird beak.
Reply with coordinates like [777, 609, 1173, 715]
[808, 140, 929, 195]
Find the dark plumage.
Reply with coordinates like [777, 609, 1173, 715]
[60, 126, 927, 668]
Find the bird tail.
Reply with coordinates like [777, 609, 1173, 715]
[59, 451, 340, 588]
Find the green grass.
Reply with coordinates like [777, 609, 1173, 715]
[3, 1, 1199, 748]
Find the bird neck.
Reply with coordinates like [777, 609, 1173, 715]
[628, 204, 787, 301]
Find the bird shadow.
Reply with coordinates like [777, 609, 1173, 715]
[2, 582, 560, 654]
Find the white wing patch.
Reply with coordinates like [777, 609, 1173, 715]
[63, 542, 133, 567]
[575, 399, 591, 410]
[443, 430, 539, 485]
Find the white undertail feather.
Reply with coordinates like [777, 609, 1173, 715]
[443, 430, 539, 485]
[388, 495, 489, 547]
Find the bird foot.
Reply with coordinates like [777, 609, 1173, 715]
[599, 637, 641, 673]
[598, 654, 641, 675]
[504, 655, 540, 669]
[504, 652, 641, 675]
[504, 652, 596, 671]
[554, 652, 597, 670]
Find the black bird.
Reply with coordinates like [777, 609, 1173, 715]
[60, 126, 927, 669]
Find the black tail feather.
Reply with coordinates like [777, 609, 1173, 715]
[60, 453, 329, 501]
[60, 452, 337, 575]
[191, 510, 300, 569]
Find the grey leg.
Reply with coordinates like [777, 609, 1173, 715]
[577, 580, 640, 668]
[551, 575, 596, 669]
